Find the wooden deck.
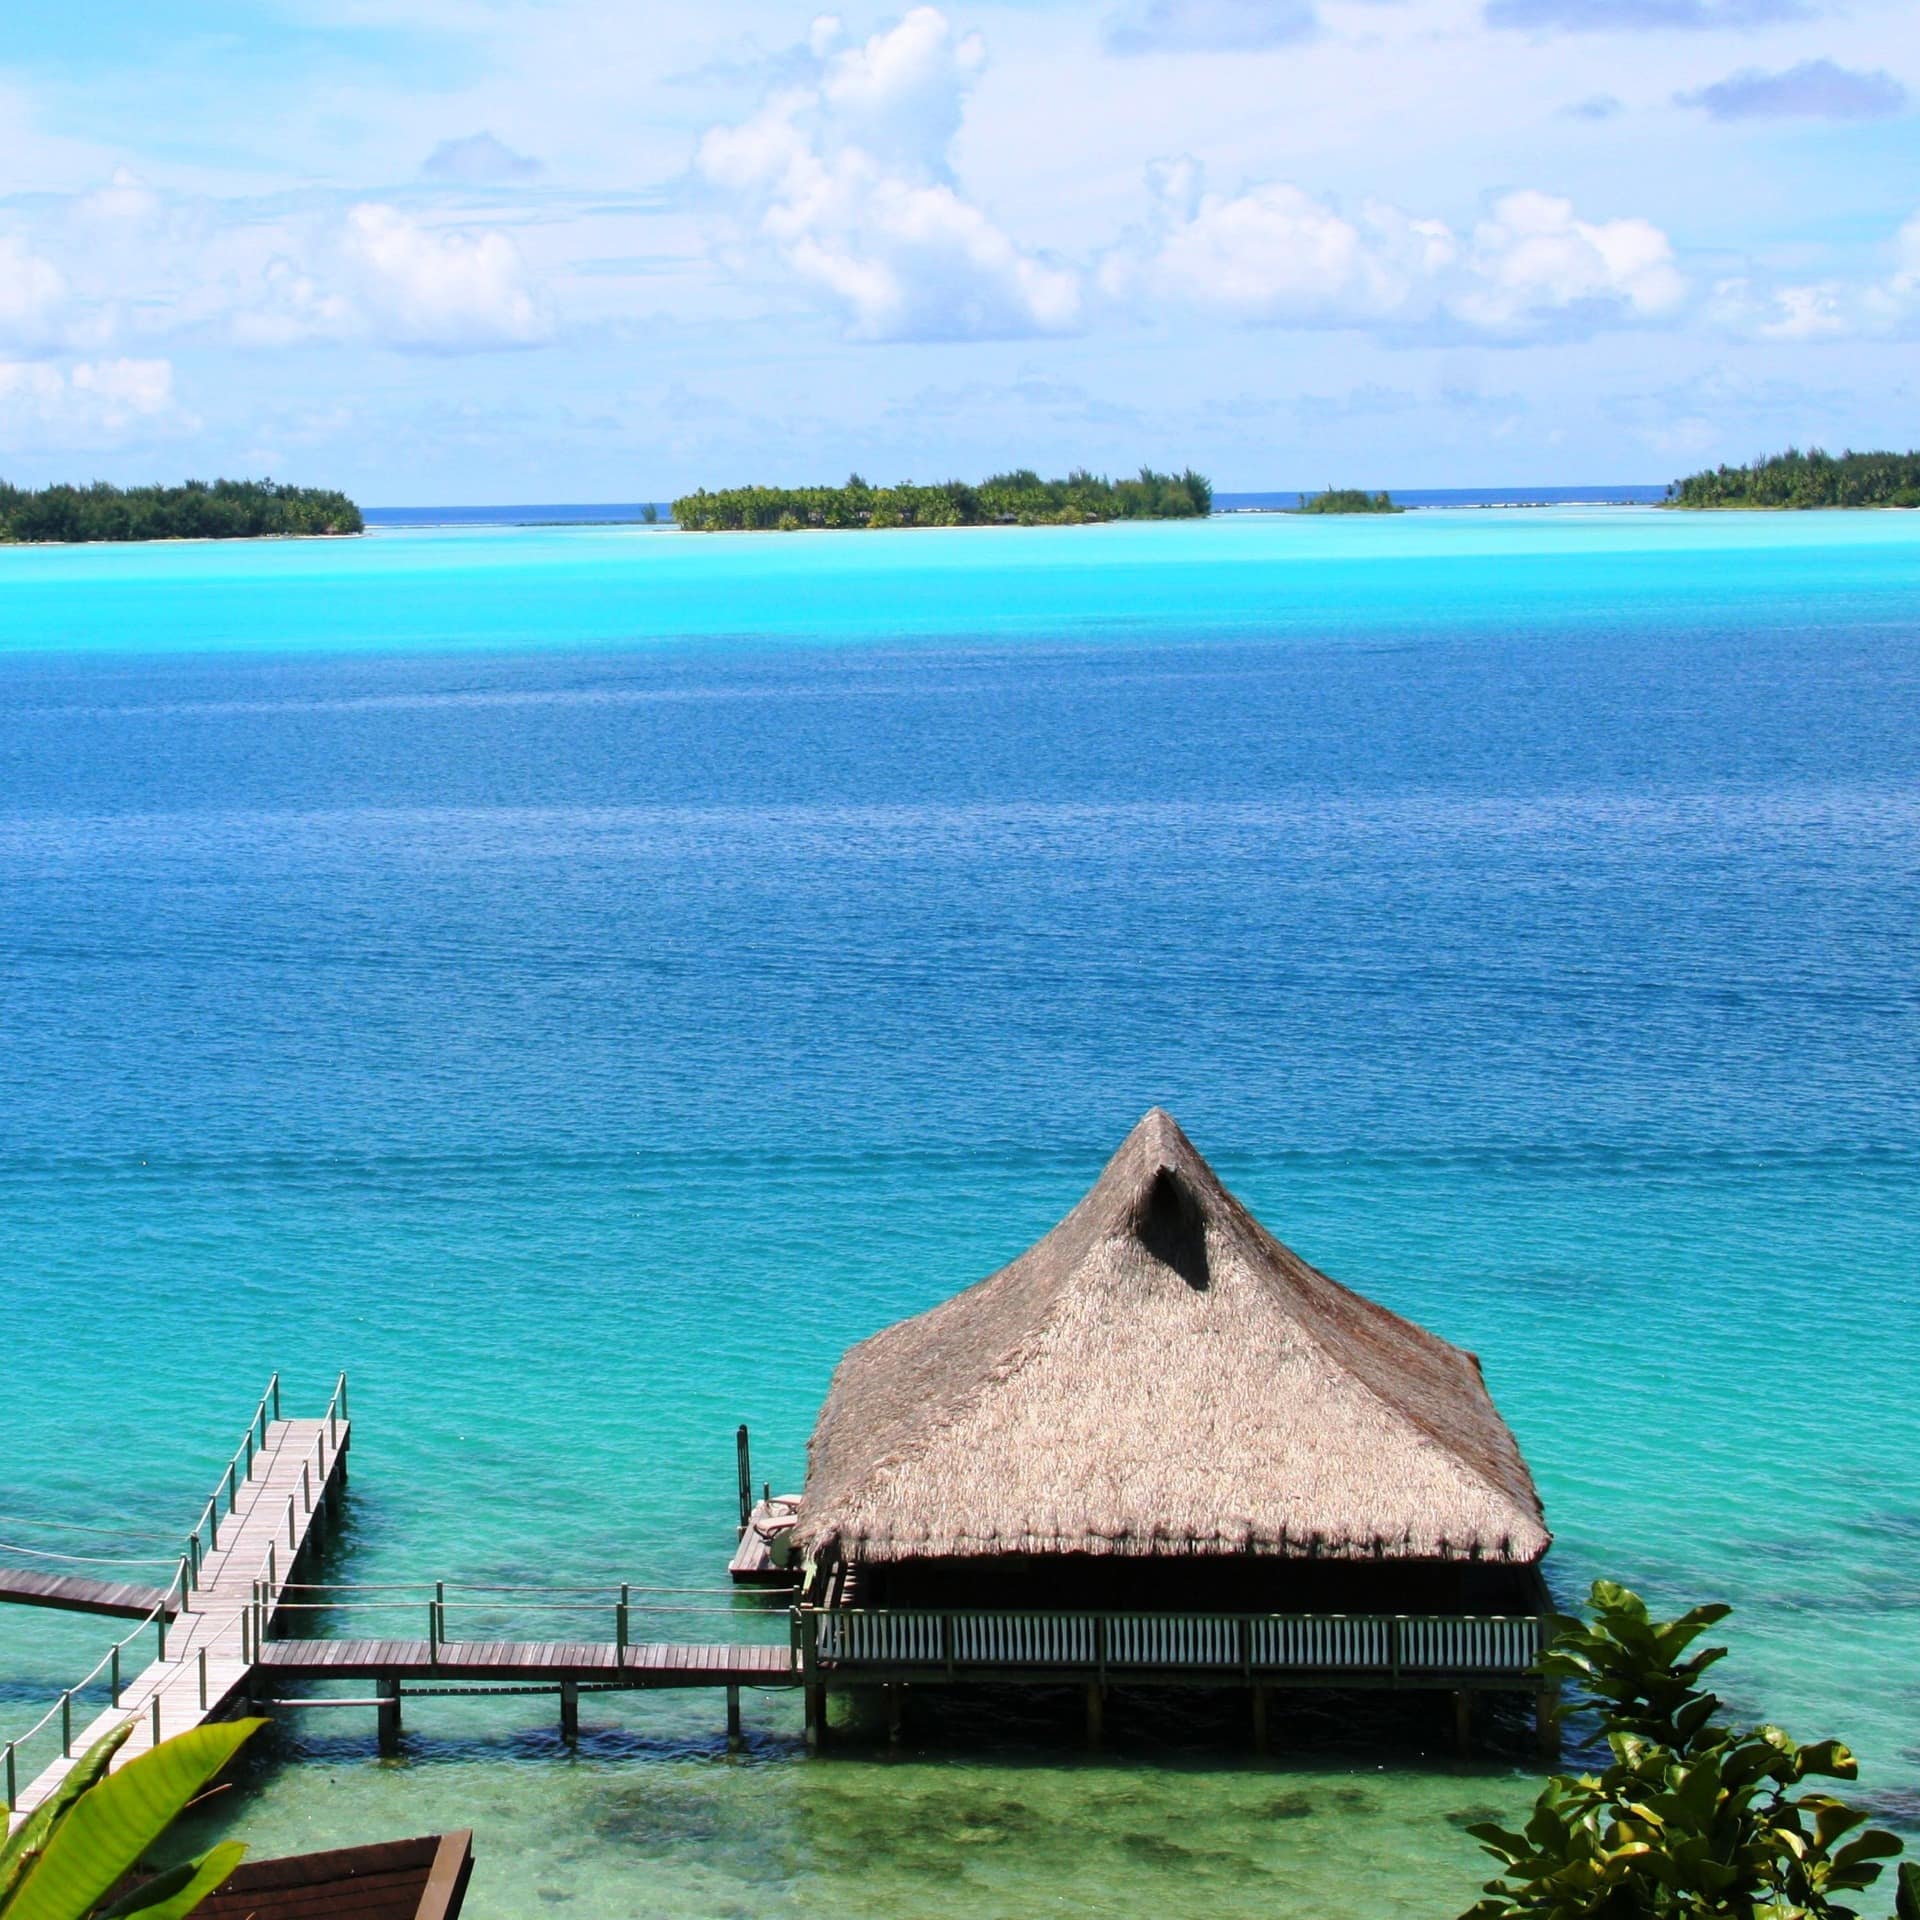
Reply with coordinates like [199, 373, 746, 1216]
[258, 1640, 797, 1686]
[0, 1569, 180, 1623]
[728, 1495, 803, 1585]
[7, 1385, 349, 1828]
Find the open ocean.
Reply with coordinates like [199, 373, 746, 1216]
[3, 507, 1917, 1917]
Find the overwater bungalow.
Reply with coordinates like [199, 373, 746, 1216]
[787, 1109, 1553, 1747]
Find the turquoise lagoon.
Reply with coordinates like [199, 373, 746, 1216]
[2, 509, 1918, 1915]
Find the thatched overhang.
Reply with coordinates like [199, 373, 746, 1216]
[796, 1110, 1549, 1568]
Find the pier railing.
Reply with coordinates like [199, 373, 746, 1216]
[805, 1608, 1546, 1679]
[265, 1580, 798, 1655]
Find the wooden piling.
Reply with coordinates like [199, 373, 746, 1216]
[725, 1685, 742, 1750]
[1084, 1682, 1104, 1751]
[1535, 1683, 1562, 1762]
[560, 1680, 579, 1745]
[1251, 1683, 1269, 1755]
[377, 1678, 402, 1755]
[1453, 1689, 1473, 1760]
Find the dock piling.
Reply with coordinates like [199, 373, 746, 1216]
[1084, 1682, 1104, 1751]
[559, 1680, 579, 1746]
[736, 1426, 753, 1531]
[377, 1678, 402, 1755]
[726, 1685, 742, 1750]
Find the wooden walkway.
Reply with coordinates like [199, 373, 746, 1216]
[7, 1388, 349, 1828]
[258, 1641, 796, 1685]
[0, 1569, 180, 1623]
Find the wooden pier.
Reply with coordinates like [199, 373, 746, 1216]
[4, 1375, 350, 1827]
[6, 1396, 1554, 1808]
[0, 1569, 181, 1623]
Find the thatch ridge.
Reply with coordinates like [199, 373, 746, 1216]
[796, 1110, 1549, 1566]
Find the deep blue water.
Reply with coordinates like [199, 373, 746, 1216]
[2, 512, 1916, 1916]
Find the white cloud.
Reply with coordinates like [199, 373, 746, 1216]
[0, 234, 70, 348]
[1453, 191, 1685, 335]
[228, 206, 550, 353]
[695, 7, 1080, 341]
[1102, 168, 1683, 341]
[342, 204, 550, 350]
[1716, 212, 1920, 341]
[0, 357, 189, 448]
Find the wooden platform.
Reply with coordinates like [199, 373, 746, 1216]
[258, 1640, 796, 1685]
[8, 1399, 349, 1828]
[728, 1495, 803, 1585]
[0, 1569, 180, 1623]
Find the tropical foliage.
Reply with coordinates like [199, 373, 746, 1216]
[1464, 1582, 1914, 1920]
[1296, 488, 1401, 514]
[0, 480, 362, 543]
[671, 467, 1213, 530]
[1667, 450, 1920, 510]
[0, 1718, 262, 1920]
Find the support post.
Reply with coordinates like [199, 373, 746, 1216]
[804, 1684, 828, 1751]
[111, 1644, 121, 1707]
[617, 1583, 630, 1664]
[1454, 1689, 1474, 1760]
[885, 1683, 904, 1747]
[199, 1647, 208, 1712]
[1084, 1682, 1104, 1751]
[736, 1425, 753, 1531]
[376, 1678, 402, 1756]
[1251, 1683, 1269, 1755]
[4, 1742, 14, 1814]
[1535, 1683, 1562, 1762]
[559, 1680, 579, 1746]
[150, 1697, 161, 1747]
[726, 1685, 743, 1751]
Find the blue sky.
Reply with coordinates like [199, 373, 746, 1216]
[0, 0, 1914, 500]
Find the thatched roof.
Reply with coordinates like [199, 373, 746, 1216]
[797, 1110, 1549, 1566]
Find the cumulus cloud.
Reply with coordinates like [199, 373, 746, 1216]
[342, 205, 550, 350]
[695, 7, 1080, 340]
[1678, 60, 1908, 120]
[1452, 190, 1684, 335]
[1101, 166, 1683, 341]
[422, 132, 544, 184]
[233, 206, 550, 353]
[0, 357, 189, 446]
[1104, 0, 1319, 56]
[1488, 0, 1810, 29]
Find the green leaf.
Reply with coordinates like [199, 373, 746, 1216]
[1893, 1859, 1920, 1920]
[5, 1721, 262, 1920]
[0, 1727, 135, 1914]
[95, 1845, 245, 1920]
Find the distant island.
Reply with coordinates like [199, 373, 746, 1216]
[1294, 488, 1400, 514]
[1667, 448, 1920, 510]
[0, 479, 364, 544]
[671, 467, 1212, 531]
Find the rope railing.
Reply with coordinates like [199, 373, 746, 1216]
[1, 1558, 191, 1814]
[250, 1581, 796, 1659]
[6, 1373, 349, 1817]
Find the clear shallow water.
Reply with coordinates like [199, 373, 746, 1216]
[3, 511, 1918, 1913]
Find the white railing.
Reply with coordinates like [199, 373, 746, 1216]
[805, 1609, 1545, 1679]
